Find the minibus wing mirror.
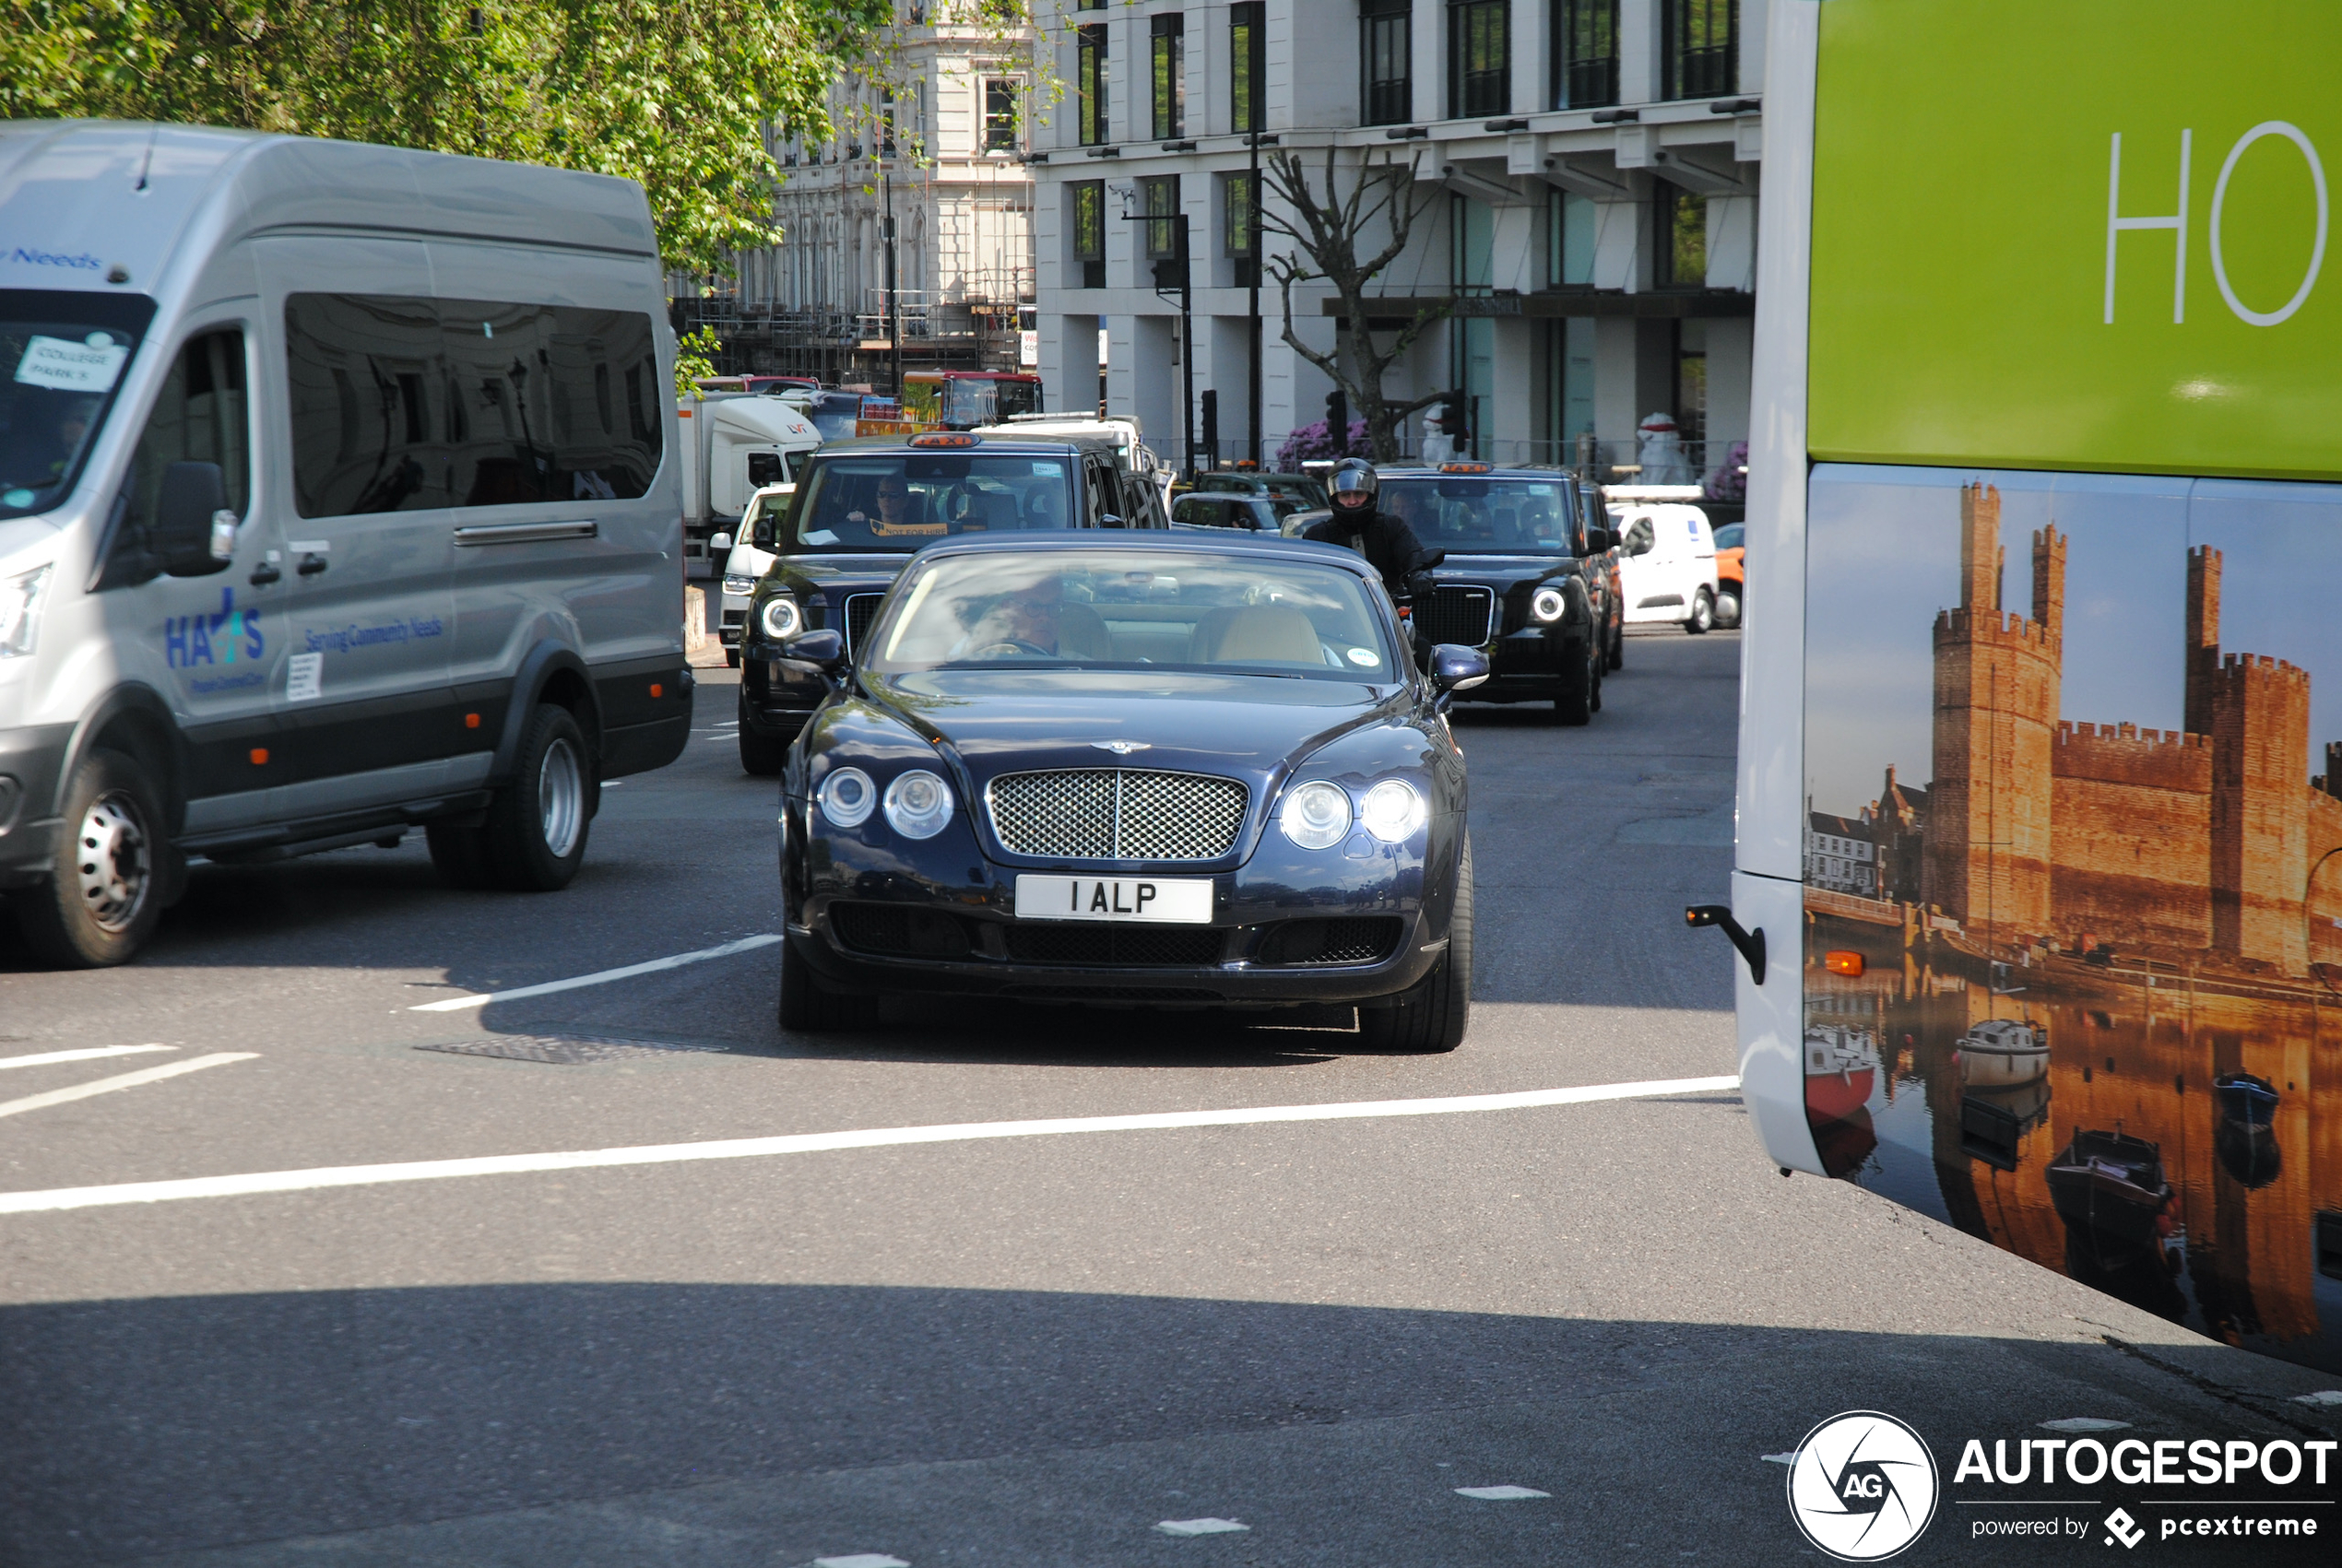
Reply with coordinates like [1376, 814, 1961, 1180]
[156, 462, 234, 577]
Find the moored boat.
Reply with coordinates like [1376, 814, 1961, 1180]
[2047, 1127, 2172, 1249]
[1804, 1024, 1881, 1123]
[1953, 1017, 2049, 1089]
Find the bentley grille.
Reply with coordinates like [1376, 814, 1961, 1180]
[1415, 584, 1497, 648]
[987, 769, 1248, 860]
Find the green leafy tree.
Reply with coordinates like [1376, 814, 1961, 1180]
[0, 0, 890, 274]
[672, 324, 724, 396]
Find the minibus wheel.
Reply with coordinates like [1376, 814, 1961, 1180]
[14, 749, 165, 968]
[481, 703, 595, 891]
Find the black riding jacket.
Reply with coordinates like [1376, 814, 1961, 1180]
[1303, 507, 1437, 599]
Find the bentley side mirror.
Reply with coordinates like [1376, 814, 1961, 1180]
[1430, 643, 1489, 692]
[782, 627, 848, 672]
[156, 461, 234, 577]
[710, 531, 735, 553]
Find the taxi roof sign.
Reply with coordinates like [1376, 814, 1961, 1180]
[909, 431, 981, 448]
[1437, 461, 1493, 474]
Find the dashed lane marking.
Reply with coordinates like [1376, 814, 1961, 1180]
[0, 1054, 257, 1121]
[409, 934, 784, 1012]
[0, 1075, 1738, 1215]
[0, 1044, 173, 1072]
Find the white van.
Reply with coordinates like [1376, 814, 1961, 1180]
[1608, 501, 1721, 632]
[716, 481, 792, 665]
[0, 123, 689, 966]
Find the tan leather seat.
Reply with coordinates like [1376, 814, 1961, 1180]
[1058, 601, 1117, 660]
[1188, 605, 1321, 666]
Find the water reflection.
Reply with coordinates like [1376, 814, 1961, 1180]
[1802, 937, 2342, 1373]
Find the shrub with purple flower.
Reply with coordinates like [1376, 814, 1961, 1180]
[1274, 417, 1372, 469]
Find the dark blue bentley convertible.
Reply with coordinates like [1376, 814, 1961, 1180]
[774, 533, 1484, 1051]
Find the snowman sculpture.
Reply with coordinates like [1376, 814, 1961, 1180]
[1637, 411, 1693, 484]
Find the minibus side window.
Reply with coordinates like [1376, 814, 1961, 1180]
[101, 329, 250, 588]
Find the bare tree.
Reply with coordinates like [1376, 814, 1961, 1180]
[1260, 147, 1449, 462]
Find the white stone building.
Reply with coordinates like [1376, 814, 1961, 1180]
[681, 12, 1039, 383]
[1030, 0, 1763, 470]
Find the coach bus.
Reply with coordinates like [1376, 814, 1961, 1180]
[1722, 0, 2342, 1373]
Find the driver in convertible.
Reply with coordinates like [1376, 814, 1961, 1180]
[952, 575, 1067, 657]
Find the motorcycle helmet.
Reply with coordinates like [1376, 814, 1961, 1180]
[1328, 458, 1378, 513]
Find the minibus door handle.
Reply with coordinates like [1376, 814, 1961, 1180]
[248, 561, 281, 586]
[297, 554, 329, 576]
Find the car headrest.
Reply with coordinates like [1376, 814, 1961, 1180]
[1189, 605, 1321, 666]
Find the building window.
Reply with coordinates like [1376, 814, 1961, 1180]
[1140, 173, 1183, 260]
[1071, 180, 1106, 289]
[983, 78, 1018, 152]
[1449, 0, 1509, 120]
[1152, 15, 1186, 141]
[1077, 24, 1109, 145]
[1662, 0, 1736, 100]
[1655, 181, 1706, 288]
[1232, 3, 1266, 135]
[1223, 170, 1257, 286]
[1554, 0, 1617, 109]
[1360, 0, 1410, 126]
[1549, 187, 1595, 286]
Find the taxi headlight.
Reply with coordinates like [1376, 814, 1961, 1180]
[817, 765, 876, 828]
[760, 595, 803, 640]
[1279, 780, 1352, 850]
[723, 573, 757, 596]
[1359, 779, 1426, 843]
[1532, 586, 1567, 623]
[882, 769, 954, 840]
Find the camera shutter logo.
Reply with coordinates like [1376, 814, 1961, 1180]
[1786, 1411, 1939, 1561]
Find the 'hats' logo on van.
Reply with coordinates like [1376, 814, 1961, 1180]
[166, 587, 265, 669]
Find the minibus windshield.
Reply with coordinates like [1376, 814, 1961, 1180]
[0, 290, 157, 521]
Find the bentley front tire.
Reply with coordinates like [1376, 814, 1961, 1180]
[13, 749, 166, 969]
[1357, 836, 1473, 1054]
[779, 934, 879, 1032]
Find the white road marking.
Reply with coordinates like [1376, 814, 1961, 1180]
[0, 1074, 1738, 1216]
[0, 1043, 173, 1072]
[1156, 1519, 1249, 1537]
[1455, 1485, 1550, 1500]
[0, 1054, 257, 1121]
[812, 1556, 909, 1568]
[409, 934, 785, 1011]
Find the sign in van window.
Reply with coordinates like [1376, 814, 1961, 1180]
[284, 294, 663, 517]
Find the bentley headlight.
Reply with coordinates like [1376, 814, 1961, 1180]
[723, 573, 756, 597]
[1532, 586, 1567, 623]
[760, 595, 804, 639]
[882, 769, 954, 839]
[1279, 780, 1351, 850]
[817, 765, 876, 828]
[0, 563, 49, 658]
[1359, 779, 1426, 843]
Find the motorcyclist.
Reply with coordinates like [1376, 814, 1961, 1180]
[1303, 458, 1439, 607]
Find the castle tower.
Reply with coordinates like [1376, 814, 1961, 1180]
[2206, 653, 2312, 972]
[2186, 547, 2222, 737]
[1923, 486, 2058, 938]
[2030, 524, 2065, 649]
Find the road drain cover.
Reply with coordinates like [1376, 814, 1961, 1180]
[416, 1035, 724, 1066]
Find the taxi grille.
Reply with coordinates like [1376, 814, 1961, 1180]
[1005, 925, 1225, 966]
[842, 593, 884, 654]
[1414, 585, 1496, 648]
[987, 769, 1248, 860]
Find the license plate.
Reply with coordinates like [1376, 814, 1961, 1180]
[1013, 875, 1213, 924]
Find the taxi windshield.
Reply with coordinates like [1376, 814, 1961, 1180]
[0, 289, 157, 521]
[869, 550, 1396, 680]
[783, 454, 1074, 552]
[1380, 476, 1576, 555]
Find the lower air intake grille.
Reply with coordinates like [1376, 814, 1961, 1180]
[842, 593, 883, 654]
[1256, 916, 1405, 966]
[1005, 924, 1225, 967]
[830, 902, 972, 959]
[987, 769, 1248, 860]
[1415, 585, 1496, 648]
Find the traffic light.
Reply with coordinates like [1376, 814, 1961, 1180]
[1326, 389, 1349, 450]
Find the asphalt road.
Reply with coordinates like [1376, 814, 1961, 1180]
[3, 630, 2336, 1566]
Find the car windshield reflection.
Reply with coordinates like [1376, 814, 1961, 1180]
[869, 550, 1397, 680]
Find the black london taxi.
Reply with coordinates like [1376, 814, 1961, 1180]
[736, 431, 1164, 772]
[1375, 463, 1621, 725]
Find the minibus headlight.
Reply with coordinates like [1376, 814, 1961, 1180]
[760, 595, 804, 640]
[0, 563, 50, 658]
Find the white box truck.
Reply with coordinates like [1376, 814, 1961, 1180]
[676, 391, 821, 572]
